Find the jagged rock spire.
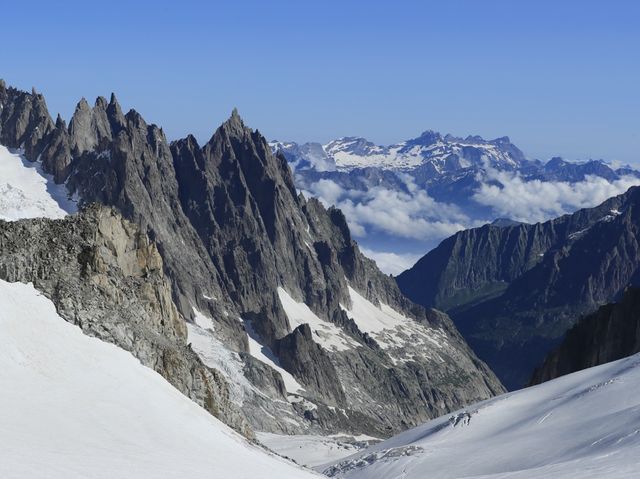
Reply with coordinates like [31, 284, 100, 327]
[95, 96, 108, 110]
[76, 97, 90, 111]
[107, 92, 126, 133]
[69, 94, 122, 154]
[69, 98, 97, 154]
[55, 113, 66, 129]
[0, 82, 54, 158]
[220, 107, 245, 136]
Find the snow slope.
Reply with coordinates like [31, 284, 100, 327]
[256, 432, 379, 469]
[0, 145, 77, 220]
[326, 353, 640, 479]
[0, 280, 317, 479]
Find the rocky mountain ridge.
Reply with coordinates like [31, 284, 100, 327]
[0, 80, 504, 437]
[397, 186, 640, 389]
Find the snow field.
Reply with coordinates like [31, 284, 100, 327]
[0, 280, 317, 479]
[326, 352, 640, 479]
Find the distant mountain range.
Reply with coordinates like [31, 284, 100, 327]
[272, 133, 640, 273]
[275, 132, 525, 172]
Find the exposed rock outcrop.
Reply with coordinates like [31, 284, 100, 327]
[530, 287, 640, 385]
[0, 205, 250, 436]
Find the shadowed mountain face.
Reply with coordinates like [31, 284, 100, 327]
[398, 187, 640, 389]
[530, 287, 640, 385]
[0, 80, 504, 437]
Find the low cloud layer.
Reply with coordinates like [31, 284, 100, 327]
[300, 169, 640, 265]
[304, 178, 469, 240]
[473, 169, 640, 223]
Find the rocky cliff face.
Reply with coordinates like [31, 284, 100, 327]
[530, 287, 640, 385]
[0, 80, 504, 437]
[0, 205, 250, 436]
[398, 187, 640, 389]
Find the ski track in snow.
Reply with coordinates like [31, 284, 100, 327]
[0, 280, 318, 479]
[0, 145, 77, 221]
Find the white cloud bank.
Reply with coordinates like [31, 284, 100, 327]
[301, 169, 640, 264]
[473, 169, 640, 223]
[304, 178, 469, 241]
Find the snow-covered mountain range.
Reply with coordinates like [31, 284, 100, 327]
[274, 132, 525, 172]
[273, 133, 640, 273]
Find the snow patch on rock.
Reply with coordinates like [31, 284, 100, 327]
[277, 287, 359, 352]
[186, 308, 254, 405]
[341, 286, 448, 361]
[244, 319, 306, 394]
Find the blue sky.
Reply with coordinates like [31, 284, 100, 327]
[2, 0, 639, 163]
